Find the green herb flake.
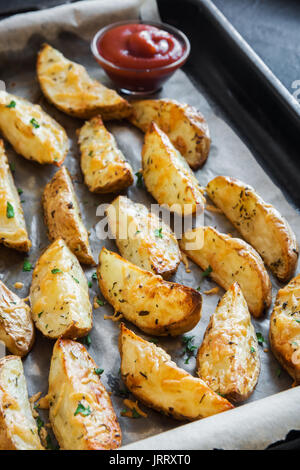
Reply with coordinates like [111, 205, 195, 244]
[9, 162, 15, 173]
[17, 188, 23, 195]
[38, 311, 44, 318]
[82, 334, 91, 347]
[6, 201, 14, 219]
[256, 332, 265, 346]
[202, 265, 213, 278]
[88, 281, 92, 288]
[96, 298, 105, 306]
[36, 415, 44, 433]
[74, 402, 91, 417]
[135, 171, 143, 188]
[154, 228, 163, 239]
[88, 150, 93, 157]
[72, 275, 80, 284]
[276, 368, 282, 378]
[30, 118, 40, 129]
[92, 272, 97, 280]
[250, 346, 256, 354]
[182, 335, 197, 364]
[132, 408, 142, 419]
[6, 100, 16, 109]
[51, 268, 62, 274]
[23, 260, 33, 272]
[94, 368, 104, 376]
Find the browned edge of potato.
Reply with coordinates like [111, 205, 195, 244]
[42, 165, 94, 265]
[207, 175, 298, 282]
[119, 323, 233, 421]
[197, 282, 260, 403]
[129, 98, 210, 169]
[98, 247, 202, 336]
[179, 226, 272, 317]
[48, 338, 121, 450]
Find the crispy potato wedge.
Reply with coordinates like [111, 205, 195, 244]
[30, 238, 92, 339]
[142, 122, 205, 215]
[129, 98, 210, 169]
[106, 195, 181, 279]
[0, 91, 68, 166]
[207, 176, 298, 282]
[0, 356, 43, 450]
[0, 140, 31, 252]
[98, 248, 202, 336]
[269, 274, 300, 382]
[0, 280, 34, 356]
[48, 339, 121, 450]
[119, 324, 233, 420]
[37, 43, 131, 120]
[43, 166, 94, 265]
[78, 116, 133, 193]
[180, 226, 271, 317]
[197, 282, 260, 402]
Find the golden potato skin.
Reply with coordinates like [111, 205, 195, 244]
[43, 166, 94, 265]
[0, 280, 34, 356]
[98, 248, 202, 336]
[142, 122, 205, 215]
[0, 140, 31, 252]
[269, 274, 300, 383]
[119, 324, 233, 420]
[78, 116, 133, 193]
[30, 238, 92, 339]
[180, 226, 271, 318]
[106, 195, 181, 280]
[48, 339, 121, 450]
[0, 356, 44, 450]
[207, 176, 298, 282]
[130, 99, 210, 169]
[37, 43, 131, 120]
[0, 91, 68, 166]
[197, 282, 260, 403]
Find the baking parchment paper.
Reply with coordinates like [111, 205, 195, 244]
[0, 0, 299, 450]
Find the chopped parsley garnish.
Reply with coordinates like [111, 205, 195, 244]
[182, 335, 197, 364]
[88, 150, 93, 157]
[250, 346, 256, 354]
[23, 259, 33, 272]
[256, 332, 265, 346]
[295, 320, 300, 324]
[74, 402, 91, 417]
[9, 162, 15, 173]
[72, 275, 79, 284]
[81, 334, 91, 347]
[94, 368, 104, 376]
[202, 265, 213, 278]
[30, 118, 40, 129]
[88, 281, 92, 288]
[132, 408, 142, 419]
[6, 201, 14, 219]
[6, 100, 16, 108]
[17, 188, 23, 195]
[38, 311, 44, 318]
[92, 272, 97, 280]
[96, 298, 105, 306]
[154, 228, 163, 239]
[51, 268, 62, 274]
[135, 171, 143, 188]
[276, 368, 282, 378]
[36, 415, 44, 433]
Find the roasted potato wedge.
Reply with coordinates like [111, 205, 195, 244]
[269, 274, 300, 382]
[180, 226, 271, 317]
[106, 195, 181, 279]
[48, 339, 121, 450]
[142, 122, 205, 215]
[130, 98, 210, 169]
[0, 280, 34, 356]
[197, 282, 260, 402]
[37, 43, 131, 120]
[0, 91, 68, 166]
[0, 140, 31, 252]
[207, 176, 298, 282]
[43, 166, 94, 265]
[0, 356, 43, 450]
[119, 324, 233, 420]
[30, 238, 92, 339]
[78, 116, 133, 193]
[98, 248, 202, 336]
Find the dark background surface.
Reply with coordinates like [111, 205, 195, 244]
[1, 0, 300, 95]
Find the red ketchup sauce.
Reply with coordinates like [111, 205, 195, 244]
[95, 23, 188, 92]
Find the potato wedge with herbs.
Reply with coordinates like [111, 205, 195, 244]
[0, 140, 31, 252]
[0, 280, 34, 356]
[98, 248, 202, 336]
[0, 91, 68, 166]
[142, 122, 205, 215]
[119, 324, 233, 420]
[37, 43, 131, 120]
[197, 282, 260, 402]
[48, 339, 121, 450]
[42, 166, 94, 265]
[30, 238, 92, 339]
[130, 98, 210, 169]
[180, 226, 271, 317]
[207, 176, 298, 282]
[106, 195, 181, 279]
[269, 274, 300, 382]
[0, 356, 44, 450]
[78, 116, 133, 193]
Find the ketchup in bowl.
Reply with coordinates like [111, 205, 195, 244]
[91, 21, 190, 95]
